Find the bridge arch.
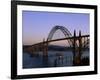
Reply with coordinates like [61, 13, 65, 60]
[47, 25, 73, 47]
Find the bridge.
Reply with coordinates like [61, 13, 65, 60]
[23, 25, 89, 66]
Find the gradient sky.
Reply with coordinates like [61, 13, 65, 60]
[22, 11, 90, 45]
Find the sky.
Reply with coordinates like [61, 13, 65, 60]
[22, 11, 90, 45]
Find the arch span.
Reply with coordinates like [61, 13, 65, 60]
[47, 25, 73, 47]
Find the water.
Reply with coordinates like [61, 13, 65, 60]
[23, 51, 89, 68]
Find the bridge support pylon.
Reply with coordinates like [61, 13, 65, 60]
[75, 30, 82, 65]
[73, 30, 76, 65]
[73, 30, 82, 66]
[42, 38, 48, 57]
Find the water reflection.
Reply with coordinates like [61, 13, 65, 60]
[23, 51, 89, 68]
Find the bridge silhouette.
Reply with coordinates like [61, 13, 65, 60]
[24, 25, 89, 66]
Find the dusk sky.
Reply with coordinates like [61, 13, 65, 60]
[22, 11, 90, 45]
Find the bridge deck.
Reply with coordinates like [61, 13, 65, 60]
[31, 35, 89, 46]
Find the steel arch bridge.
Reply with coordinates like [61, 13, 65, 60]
[25, 25, 89, 53]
